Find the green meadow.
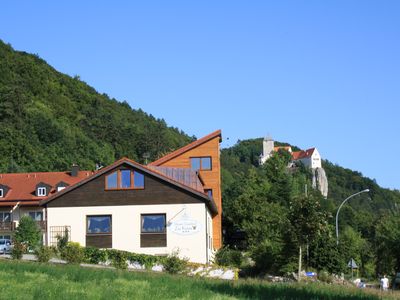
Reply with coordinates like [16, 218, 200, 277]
[0, 259, 397, 300]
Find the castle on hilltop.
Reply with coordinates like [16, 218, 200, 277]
[259, 136, 328, 198]
[259, 136, 322, 169]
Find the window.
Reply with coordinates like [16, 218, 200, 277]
[0, 189, 3, 197]
[190, 157, 212, 171]
[141, 214, 166, 233]
[106, 172, 118, 189]
[57, 186, 66, 192]
[205, 189, 213, 199]
[120, 170, 131, 188]
[105, 170, 145, 190]
[28, 212, 43, 221]
[134, 172, 144, 188]
[0, 213, 11, 222]
[87, 215, 112, 234]
[37, 187, 46, 197]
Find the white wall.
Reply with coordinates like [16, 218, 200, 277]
[47, 203, 211, 264]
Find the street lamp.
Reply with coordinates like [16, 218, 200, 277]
[336, 189, 370, 245]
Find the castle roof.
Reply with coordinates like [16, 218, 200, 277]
[292, 148, 316, 160]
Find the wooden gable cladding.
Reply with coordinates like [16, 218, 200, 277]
[151, 135, 223, 249]
[46, 164, 205, 208]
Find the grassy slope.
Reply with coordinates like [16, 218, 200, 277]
[0, 259, 395, 300]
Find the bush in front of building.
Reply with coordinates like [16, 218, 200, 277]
[84, 247, 107, 264]
[106, 249, 129, 269]
[14, 216, 41, 251]
[61, 242, 84, 264]
[56, 228, 69, 253]
[35, 246, 53, 263]
[127, 252, 160, 269]
[11, 241, 25, 260]
[163, 251, 188, 274]
[214, 247, 243, 268]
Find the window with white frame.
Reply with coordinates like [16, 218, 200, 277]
[37, 187, 46, 197]
[0, 189, 3, 198]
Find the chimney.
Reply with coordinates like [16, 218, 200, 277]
[71, 164, 79, 177]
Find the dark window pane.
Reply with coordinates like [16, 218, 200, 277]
[29, 212, 43, 221]
[1, 213, 10, 222]
[141, 215, 165, 233]
[201, 157, 212, 170]
[87, 216, 111, 234]
[120, 170, 131, 188]
[107, 172, 118, 189]
[190, 158, 201, 171]
[134, 172, 144, 188]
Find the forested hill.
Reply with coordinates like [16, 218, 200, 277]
[0, 40, 193, 172]
[221, 138, 400, 276]
[221, 138, 400, 217]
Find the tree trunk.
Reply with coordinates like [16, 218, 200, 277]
[298, 245, 302, 282]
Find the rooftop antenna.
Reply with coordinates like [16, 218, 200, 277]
[143, 152, 150, 165]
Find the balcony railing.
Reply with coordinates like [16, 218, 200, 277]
[0, 221, 15, 232]
[0, 221, 46, 232]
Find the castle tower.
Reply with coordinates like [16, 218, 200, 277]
[260, 136, 274, 165]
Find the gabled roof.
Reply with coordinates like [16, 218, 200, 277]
[40, 158, 218, 214]
[0, 171, 93, 205]
[149, 130, 222, 166]
[292, 148, 316, 160]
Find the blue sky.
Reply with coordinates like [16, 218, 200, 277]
[1, 1, 399, 189]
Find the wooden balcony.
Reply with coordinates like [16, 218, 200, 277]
[0, 221, 15, 232]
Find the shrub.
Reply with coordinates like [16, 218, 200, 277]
[318, 270, 333, 283]
[106, 249, 128, 269]
[61, 242, 84, 264]
[13, 216, 41, 251]
[127, 253, 159, 269]
[84, 247, 107, 264]
[56, 228, 69, 253]
[11, 241, 25, 260]
[35, 246, 53, 263]
[163, 251, 187, 274]
[214, 247, 243, 268]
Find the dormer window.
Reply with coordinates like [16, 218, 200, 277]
[37, 187, 47, 197]
[0, 189, 3, 198]
[56, 181, 69, 192]
[105, 170, 145, 190]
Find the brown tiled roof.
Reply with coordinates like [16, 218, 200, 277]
[149, 130, 222, 166]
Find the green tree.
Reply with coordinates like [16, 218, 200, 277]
[288, 192, 327, 281]
[14, 216, 41, 250]
[375, 212, 400, 275]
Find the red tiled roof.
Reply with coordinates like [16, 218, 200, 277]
[291, 148, 316, 160]
[0, 171, 93, 205]
[149, 130, 222, 166]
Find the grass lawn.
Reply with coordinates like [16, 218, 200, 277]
[0, 259, 397, 300]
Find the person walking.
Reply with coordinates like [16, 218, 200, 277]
[381, 275, 389, 291]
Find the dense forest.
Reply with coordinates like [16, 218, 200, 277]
[0, 40, 193, 173]
[2, 40, 400, 279]
[220, 138, 400, 278]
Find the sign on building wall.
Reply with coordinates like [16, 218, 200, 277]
[168, 208, 201, 235]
